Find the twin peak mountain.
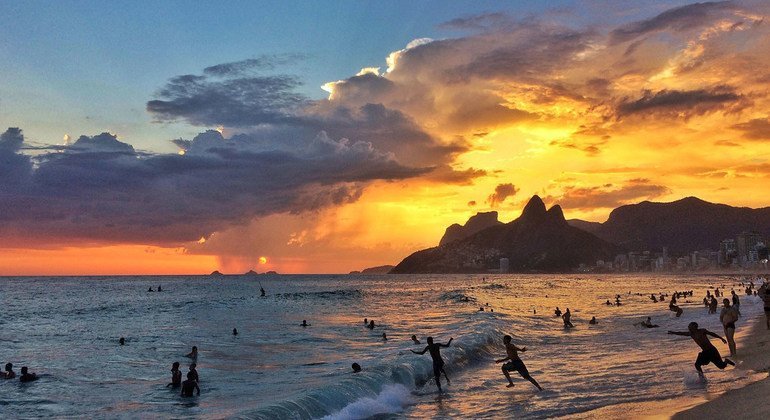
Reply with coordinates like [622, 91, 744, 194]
[390, 195, 770, 273]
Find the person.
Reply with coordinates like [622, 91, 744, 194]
[382, 332, 387, 341]
[640, 317, 659, 328]
[412, 336, 453, 392]
[166, 362, 182, 388]
[260, 286, 266, 297]
[232, 328, 238, 336]
[367, 320, 375, 329]
[301, 320, 310, 327]
[731, 290, 740, 314]
[185, 346, 198, 359]
[708, 296, 718, 314]
[668, 322, 734, 378]
[411, 335, 421, 344]
[188, 363, 199, 382]
[181, 372, 200, 397]
[364, 318, 368, 325]
[720, 299, 738, 356]
[148, 287, 154, 292]
[19, 366, 37, 382]
[562, 308, 574, 328]
[495, 335, 543, 390]
[669, 295, 683, 317]
[651, 294, 658, 303]
[479, 306, 485, 311]
[2, 363, 15, 379]
[158, 285, 162, 292]
[119, 337, 125, 345]
[554, 307, 562, 317]
[605, 300, 612, 306]
[761, 282, 770, 330]
[351, 362, 362, 373]
[589, 316, 597, 325]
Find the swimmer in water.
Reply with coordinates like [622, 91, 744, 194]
[185, 346, 198, 359]
[233, 328, 238, 336]
[351, 363, 361, 373]
[640, 317, 659, 328]
[19, 366, 37, 382]
[2, 363, 15, 379]
[158, 285, 162, 292]
[411, 335, 421, 344]
[166, 362, 182, 388]
[119, 337, 125, 345]
[148, 287, 154, 292]
[181, 372, 200, 397]
[495, 335, 543, 390]
[589, 316, 597, 325]
[301, 320, 310, 327]
[188, 363, 199, 382]
[412, 336, 453, 392]
[367, 320, 375, 329]
[554, 307, 562, 317]
[260, 287, 266, 297]
[667, 322, 734, 378]
[669, 295, 683, 317]
[562, 308, 574, 328]
[382, 332, 387, 341]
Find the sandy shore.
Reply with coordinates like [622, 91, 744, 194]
[672, 312, 770, 419]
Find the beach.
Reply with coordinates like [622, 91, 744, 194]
[673, 312, 770, 420]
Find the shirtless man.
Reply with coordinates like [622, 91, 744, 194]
[185, 346, 198, 360]
[2, 363, 15, 379]
[669, 295, 683, 317]
[412, 336, 453, 392]
[562, 308, 574, 328]
[495, 335, 543, 390]
[720, 299, 739, 356]
[668, 322, 734, 377]
[19, 366, 37, 382]
[166, 362, 182, 388]
[181, 372, 200, 397]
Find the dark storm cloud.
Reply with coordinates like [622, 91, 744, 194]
[487, 183, 518, 207]
[731, 117, 770, 140]
[545, 178, 670, 210]
[0, 128, 429, 245]
[203, 54, 306, 77]
[609, 1, 736, 44]
[616, 87, 742, 117]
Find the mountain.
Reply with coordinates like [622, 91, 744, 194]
[390, 195, 618, 273]
[585, 197, 770, 254]
[355, 265, 395, 274]
[439, 211, 502, 246]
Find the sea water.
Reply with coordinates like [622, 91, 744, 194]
[0, 274, 765, 419]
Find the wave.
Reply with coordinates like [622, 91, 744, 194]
[438, 289, 476, 304]
[275, 289, 364, 301]
[236, 321, 506, 419]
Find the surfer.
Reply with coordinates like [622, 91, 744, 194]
[412, 336, 453, 392]
[2, 363, 15, 379]
[495, 335, 543, 390]
[667, 322, 734, 377]
[181, 372, 200, 397]
[720, 299, 738, 356]
[411, 335, 421, 344]
[19, 366, 37, 382]
[166, 362, 182, 388]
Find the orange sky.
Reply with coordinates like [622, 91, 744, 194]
[2, 2, 770, 275]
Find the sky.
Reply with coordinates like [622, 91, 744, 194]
[1, 1, 770, 275]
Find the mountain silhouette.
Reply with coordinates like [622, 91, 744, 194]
[390, 195, 618, 273]
[439, 211, 502, 246]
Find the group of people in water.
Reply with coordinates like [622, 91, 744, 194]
[1, 363, 37, 382]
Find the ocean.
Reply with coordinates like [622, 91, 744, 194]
[0, 274, 766, 419]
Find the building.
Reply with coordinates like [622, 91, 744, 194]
[499, 258, 509, 273]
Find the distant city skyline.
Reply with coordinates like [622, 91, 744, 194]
[1, 1, 770, 275]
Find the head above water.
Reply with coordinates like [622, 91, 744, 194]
[503, 335, 512, 343]
[427, 336, 434, 344]
[5, 363, 11, 371]
[192, 346, 197, 352]
[688, 322, 699, 331]
[21, 366, 28, 374]
[351, 362, 361, 373]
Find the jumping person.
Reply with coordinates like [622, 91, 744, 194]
[668, 322, 734, 378]
[495, 335, 543, 390]
[412, 336, 453, 392]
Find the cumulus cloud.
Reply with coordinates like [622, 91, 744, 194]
[545, 179, 671, 210]
[487, 183, 519, 207]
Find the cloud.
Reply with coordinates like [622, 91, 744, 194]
[0, 127, 428, 246]
[545, 178, 671, 210]
[202, 54, 306, 77]
[616, 86, 743, 117]
[487, 183, 518, 207]
[731, 117, 770, 140]
[439, 12, 512, 31]
[609, 1, 737, 44]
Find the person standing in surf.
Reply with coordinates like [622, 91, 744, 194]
[719, 298, 739, 356]
[412, 336, 453, 392]
[495, 335, 543, 390]
[668, 322, 734, 378]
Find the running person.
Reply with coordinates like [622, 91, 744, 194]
[495, 335, 543, 390]
[668, 322, 734, 377]
[412, 336, 453, 392]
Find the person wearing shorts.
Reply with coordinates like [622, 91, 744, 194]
[495, 335, 543, 390]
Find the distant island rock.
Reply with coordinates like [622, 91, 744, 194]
[244, 270, 259, 276]
[440, 211, 502, 246]
[354, 265, 395, 274]
[210, 270, 223, 276]
[390, 195, 618, 273]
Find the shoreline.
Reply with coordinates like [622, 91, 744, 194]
[671, 311, 770, 419]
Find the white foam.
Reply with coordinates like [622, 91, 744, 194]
[322, 384, 413, 420]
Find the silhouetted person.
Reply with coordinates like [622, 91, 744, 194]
[367, 320, 375, 329]
[479, 306, 485, 311]
[412, 336, 453, 392]
[167, 362, 182, 388]
[351, 362, 361, 373]
[495, 335, 543, 390]
[720, 298, 738, 356]
[119, 337, 125, 345]
[233, 328, 238, 336]
[382, 332, 387, 341]
[589, 316, 597, 325]
[19, 366, 37, 382]
[181, 372, 200, 397]
[641, 317, 659, 328]
[562, 308, 574, 328]
[148, 287, 154, 292]
[605, 300, 612, 306]
[411, 335, 420, 344]
[668, 322, 734, 378]
[185, 346, 198, 359]
[731, 290, 740, 314]
[260, 287, 266, 297]
[364, 318, 368, 325]
[669, 295, 683, 317]
[709, 296, 718, 314]
[188, 363, 199, 382]
[2, 363, 15, 379]
[761, 282, 770, 330]
[554, 307, 562, 317]
[301, 320, 310, 327]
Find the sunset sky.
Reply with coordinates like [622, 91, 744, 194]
[1, 1, 770, 275]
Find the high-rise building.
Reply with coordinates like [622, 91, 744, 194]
[499, 258, 509, 273]
[736, 232, 764, 263]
